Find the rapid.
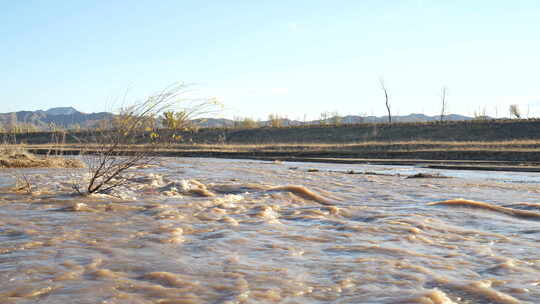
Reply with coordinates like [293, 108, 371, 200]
[1, 157, 540, 303]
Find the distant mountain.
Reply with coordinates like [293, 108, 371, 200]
[0, 107, 114, 130]
[0, 106, 485, 131]
[195, 113, 479, 128]
[192, 118, 235, 128]
[45, 107, 79, 116]
[333, 113, 476, 124]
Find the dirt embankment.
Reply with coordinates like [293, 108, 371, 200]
[6, 119, 540, 169]
[10, 119, 540, 145]
[0, 148, 85, 169]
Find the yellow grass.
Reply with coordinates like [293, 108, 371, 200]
[0, 145, 85, 169]
[19, 139, 540, 154]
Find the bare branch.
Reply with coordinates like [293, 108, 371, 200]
[75, 83, 218, 195]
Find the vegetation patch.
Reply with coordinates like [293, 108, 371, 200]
[0, 146, 85, 169]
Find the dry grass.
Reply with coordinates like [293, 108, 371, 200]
[20, 139, 540, 154]
[0, 145, 85, 169]
[126, 139, 540, 153]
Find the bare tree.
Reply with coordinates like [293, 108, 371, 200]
[160, 96, 221, 136]
[358, 112, 367, 124]
[163, 110, 191, 130]
[241, 117, 258, 128]
[330, 111, 342, 125]
[509, 104, 521, 119]
[474, 106, 488, 120]
[7, 112, 19, 134]
[232, 116, 257, 129]
[379, 78, 391, 124]
[319, 111, 330, 125]
[440, 86, 447, 122]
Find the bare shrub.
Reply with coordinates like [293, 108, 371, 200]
[161, 96, 222, 142]
[319, 111, 330, 125]
[473, 106, 489, 120]
[233, 117, 257, 129]
[268, 114, 283, 128]
[74, 83, 218, 195]
[163, 110, 191, 130]
[14, 174, 33, 194]
[47, 130, 67, 157]
[330, 111, 342, 125]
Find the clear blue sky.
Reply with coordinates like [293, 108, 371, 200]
[1, 0, 539, 119]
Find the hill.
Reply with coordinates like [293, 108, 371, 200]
[194, 113, 476, 128]
[0, 107, 113, 130]
[0, 107, 479, 131]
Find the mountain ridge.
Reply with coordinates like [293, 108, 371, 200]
[195, 113, 478, 128]
[0, 107, 113, 130]
[0, 107, 483, 130]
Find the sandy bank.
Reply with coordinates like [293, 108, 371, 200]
[24, 146, 540, 173]
[0, 149, 85, 169]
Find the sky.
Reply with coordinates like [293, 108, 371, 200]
[1, 0, 539, 120]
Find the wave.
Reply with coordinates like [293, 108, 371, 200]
[428, 199, 540, 219]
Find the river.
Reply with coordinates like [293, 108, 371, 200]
[1, 157, 539, 303]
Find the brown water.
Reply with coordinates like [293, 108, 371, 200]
[1, 157, 540, 303]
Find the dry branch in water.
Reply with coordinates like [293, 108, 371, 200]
[14, 174, 33, 194]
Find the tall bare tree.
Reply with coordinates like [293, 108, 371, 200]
[440, 86, 447, 122]
[379, 78, 391, 124]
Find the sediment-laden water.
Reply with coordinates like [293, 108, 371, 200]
[1, 157, 540, 303]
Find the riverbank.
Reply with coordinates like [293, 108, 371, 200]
[9, 119, 540, 145]
[17, 140, 540, 172]
[5, 118, 540, 171]
[0, 146, 85, 168]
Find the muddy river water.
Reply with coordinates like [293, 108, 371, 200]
[1, 157, 540, 303]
